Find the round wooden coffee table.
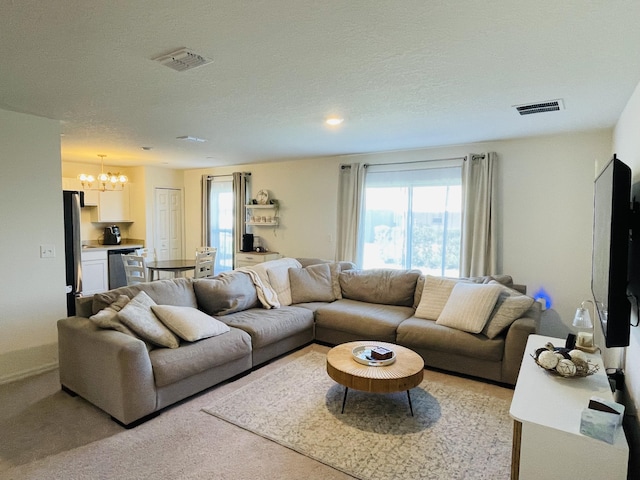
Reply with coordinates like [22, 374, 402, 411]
[326, 341, 424, 415]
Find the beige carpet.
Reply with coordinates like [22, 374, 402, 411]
[204, 351, 513, 480]
[0, 344, 514, 479]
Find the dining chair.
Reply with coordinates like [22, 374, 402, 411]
[194, 247, 217, 278]
[121, 253, 147, 285]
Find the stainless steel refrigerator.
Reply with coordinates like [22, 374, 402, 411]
[63, 190, 84, 316]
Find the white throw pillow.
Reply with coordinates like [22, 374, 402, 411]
[117, 291, 180, 348]
[436, 282, 502, 333]
[482, 281, 535, 338]
[414, 276, 461, 320]
[151, 305, 230, 342]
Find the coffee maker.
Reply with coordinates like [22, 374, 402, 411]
[103, 225, 122, 245]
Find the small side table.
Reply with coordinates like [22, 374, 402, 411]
[326, 341, 424, 415]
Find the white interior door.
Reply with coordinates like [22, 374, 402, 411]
[155, 188, 183, 264]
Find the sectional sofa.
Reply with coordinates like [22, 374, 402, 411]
[57, 257, 540, 426]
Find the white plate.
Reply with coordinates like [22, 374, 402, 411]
[352, 345, 396, 366]
[256, 189, 269, 205]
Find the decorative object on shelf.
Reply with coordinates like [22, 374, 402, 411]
[77, 154, 128, 191]
[531, 342, 599, 377]
[352, 345, 396, 366]
[245, 196, 280, 228]
[256, 189, 269, 205]
[572, 299, 599, 353]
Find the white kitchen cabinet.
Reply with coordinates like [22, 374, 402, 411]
[81, 250, 109, 295]
[235, 251, 281, 268]
[90, 184, 132, 223]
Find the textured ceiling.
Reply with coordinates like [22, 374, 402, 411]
[1, 0, 640, 168]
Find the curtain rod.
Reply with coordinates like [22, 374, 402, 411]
[203, 172, 252, 179]
[363, 156, 467, 168]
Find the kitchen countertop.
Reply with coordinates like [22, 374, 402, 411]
[81, 243, 144, 252]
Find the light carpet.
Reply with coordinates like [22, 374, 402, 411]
[203, 351, 513, 480]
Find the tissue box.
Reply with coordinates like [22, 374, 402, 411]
[579, 397, 625, 444]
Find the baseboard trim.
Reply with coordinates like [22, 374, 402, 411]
[0, 361, 58, 385]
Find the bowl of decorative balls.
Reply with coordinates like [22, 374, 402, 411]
[531, 342, 599, 377]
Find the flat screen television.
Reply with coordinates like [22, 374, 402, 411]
[591, 154, 631, 348]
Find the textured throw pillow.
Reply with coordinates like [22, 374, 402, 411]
[151, 305, 230, 342]
[117, 291, 180, 348]
[414, 276, 461, 320]
[436, 282, 503, 333]
[89, 295, 138, 337]
[194, 271, 259, 316]
[289, 263, 335, 303]
[481, 281, 535, 339]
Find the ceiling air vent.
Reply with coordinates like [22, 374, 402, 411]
[153, 48, 212, 72]
[513, 99, 564, 116]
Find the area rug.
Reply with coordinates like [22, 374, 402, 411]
[202, 351, 513, 480]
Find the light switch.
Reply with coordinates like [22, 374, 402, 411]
[40, 244, 55, 258]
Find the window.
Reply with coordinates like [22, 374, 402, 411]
[360, 163, 462, 276]
[204, 176, 234, 273]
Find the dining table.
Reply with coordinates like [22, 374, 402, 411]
[146, 259, 196, 281]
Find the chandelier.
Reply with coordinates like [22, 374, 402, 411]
[77, 155, 128, 191]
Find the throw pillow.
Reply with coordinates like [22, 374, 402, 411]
[289, 263, 335, 303]
[414, 276, 461, 320]
[117, 291, 180, 348]
[194, 271, 259, 316]
[151, 305, 230, 342]
[482, 281, 535, 339]
[89, 295, 138, 337]
[436, 282, 503, 333]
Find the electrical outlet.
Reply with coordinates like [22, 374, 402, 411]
[40, 244, 55, 258]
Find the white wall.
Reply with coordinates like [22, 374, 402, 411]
[184, 130, 611, 330]
[0, 108, 65, 382]
[613, 79, 640, 430]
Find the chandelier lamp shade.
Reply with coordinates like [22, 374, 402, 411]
[77, 154, 128, 191]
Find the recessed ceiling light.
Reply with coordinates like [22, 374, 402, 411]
[325, 117, 344, 126]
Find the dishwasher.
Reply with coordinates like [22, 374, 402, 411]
[107, 248, 138, 289]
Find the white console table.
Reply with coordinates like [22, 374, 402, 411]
[510, 334, 628, 479]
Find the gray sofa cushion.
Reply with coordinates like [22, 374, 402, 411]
[289, 263, 336, 303]
[150, 327, 252, 388]
[219, 306, 314, 349]
[397, 317, 504, 362]
[339, 268, 421, 306]
[194, 271, 259, 316]
[92, 278, 197, 314]
[315, 299, 414, 339]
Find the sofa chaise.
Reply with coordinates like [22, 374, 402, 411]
[57, 257, 540, 426]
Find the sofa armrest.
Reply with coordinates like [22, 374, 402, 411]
[501, 302, 541, 384]
[57, 316, 157, 426]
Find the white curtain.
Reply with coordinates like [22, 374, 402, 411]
[460, 152, 497, 277]
[336, 163, 365, 263]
